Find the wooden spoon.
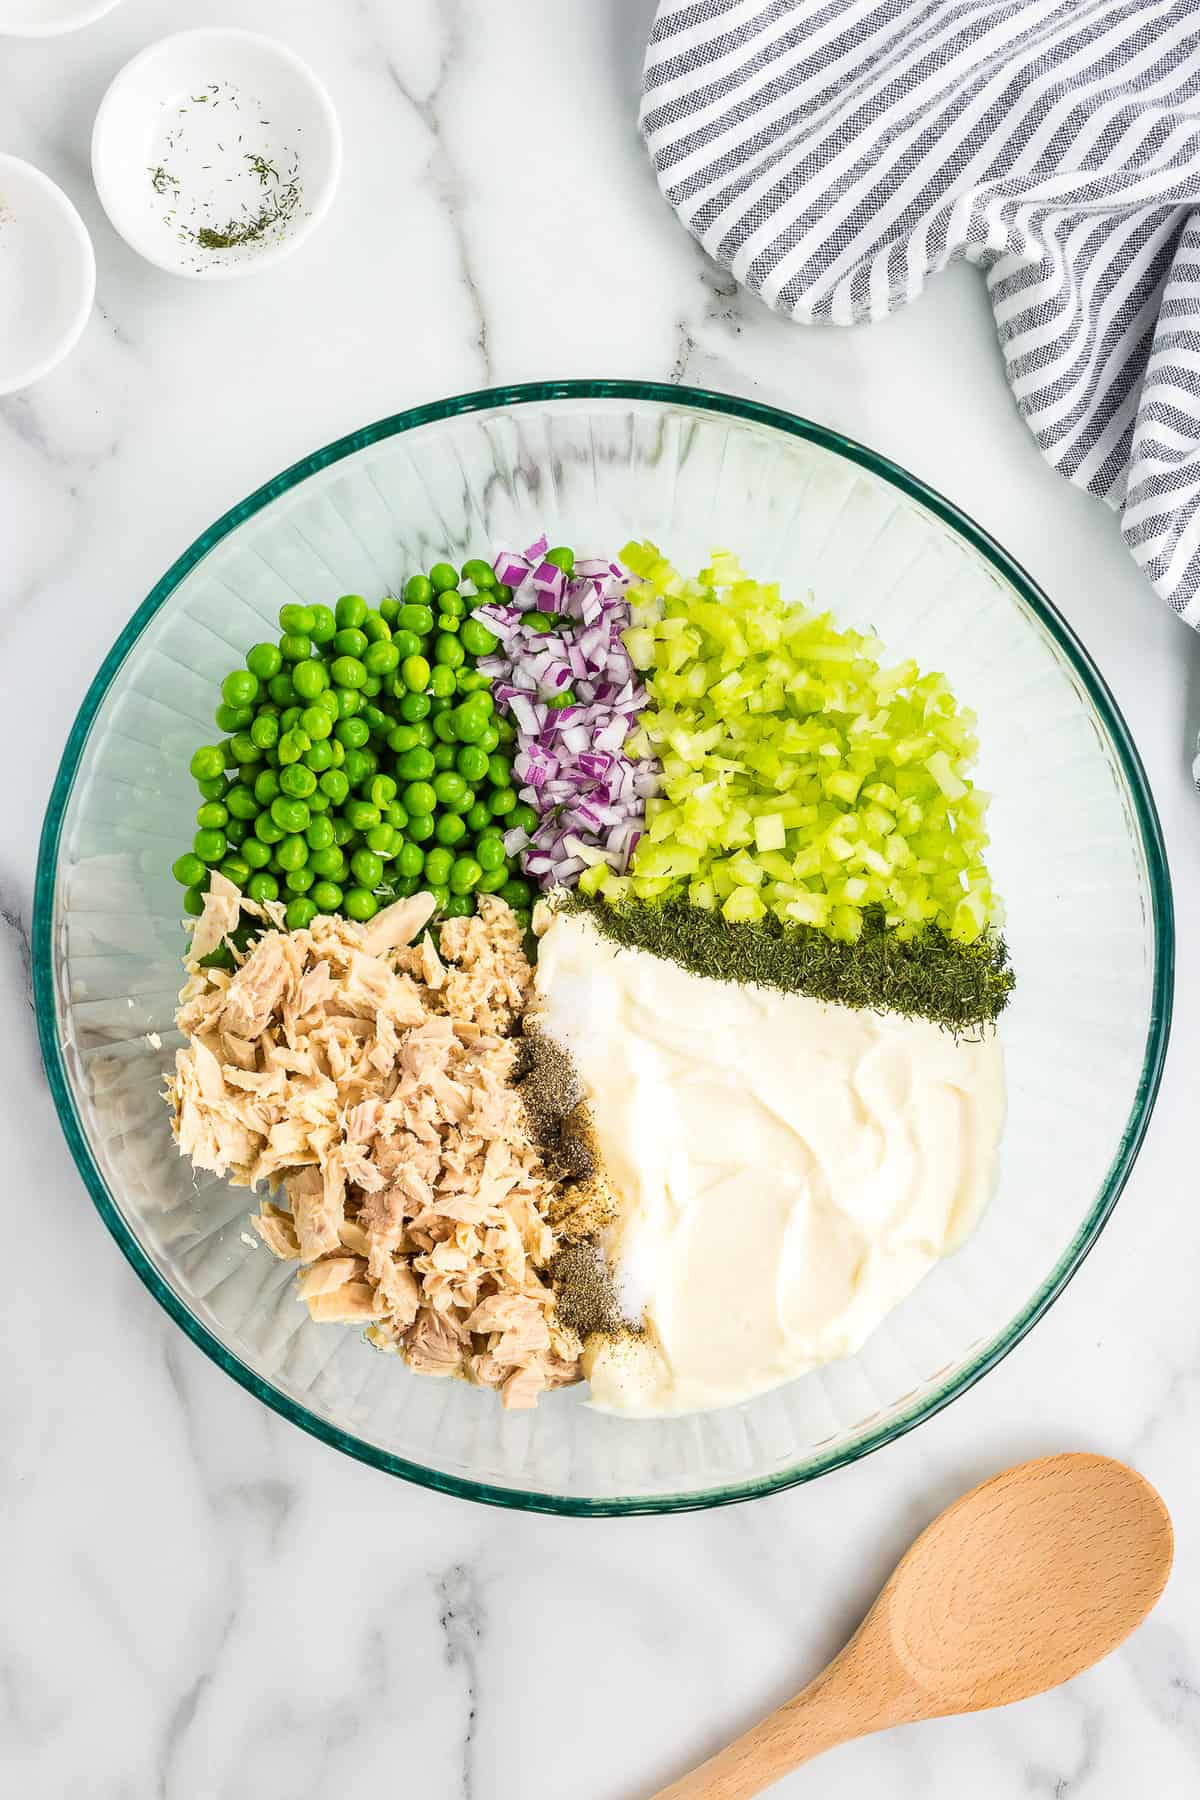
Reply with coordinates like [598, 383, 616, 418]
[653, 1453, 1172, 1800]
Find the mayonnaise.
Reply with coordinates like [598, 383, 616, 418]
[533, 910, 1005, 1417]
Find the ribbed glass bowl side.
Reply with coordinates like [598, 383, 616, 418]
[34, 382, 1173, 1513]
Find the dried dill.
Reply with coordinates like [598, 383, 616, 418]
[149, 166, 179, 196]
[184, 179, 301, 251]
[563, 893, 1014, 1034]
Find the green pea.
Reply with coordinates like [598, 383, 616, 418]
[460, 619, 499, 657]
[305, 603, 335, 644]
[402, 780, 437, 816]
[282, 897, 316, 930]
[511, 802, 538, 835]
[224, 818, 248, 847]
[335, 594, 368, 630]
[254, 769, 281, 806]
[423, 846, 453, 885]
[361, 676, 381, 699]
[433, 633, 464, 669]
[281, 706, 302, 731]
[454, 671, 486, 695]
[431, 770, 466, 806]
[330, 627, 365, 660]
[303, 816, 332, 852]
[349, 848, 383, 888]
[478, 725, 500, 754]
[277, 729, 310, 766]
[345, 800, 381, 833]
[215, 702, 253, 734]
[396, 840, 424, 878]
[379, 597, 400, 625]
[361, 704, 389, 734]
[311, 879, 343, 912]
[249, 713, 277, 752]
[387, 724, 420, 754]
[221, 669, 258, 709]
[221, 741, 241, 770]
[173, 851, 207, 887]
[455, 745, 489, 781]
[391, 629, 422, 660]
[320, 769, 349, 805]
[275, 834, 307, 873]
[433, 742, 456, 771]
[342, 749, 372, 787]
[364, 639, 400, 677]
[362, 612, 391, 644]
[328, 738, 346, 766]
[450, 856, 482, 894]
[501, 878, 532, 908]
[436, 613, 460, 636]
[434, 813, 467, 848]
[444, 893, 473, 918]
[489, 787, 517, 817]
[512, 907, 532, 933]
[247, 642, 283, 681]
[254, 813, 284, 845]
[280, 764, 317, 799]
[398, 691, 431, 722]
[301, 706, 333, 743]
[496, 717, 516, 746]
[242, 837, 271, 870]
[286, 866, 314, 894]
[196, 801, 228, 831]
[246, 871, 279, 903]
[433, 710, 458, 744]
[311, 845, 346, 879]
[268, 673, 295, 706]
[407, 812, 435, 844]
[545, 689, 576, 711]
[384, 801, 408, 831]
[292, 660, 328, 701]
[411, 721, 435, 749]
[196, 774, 229, 803]
[344, 887, 378, 923]
[453, 702, 488, 742]
[308, 789, 330, 812]
[271, 795, 310, 835]
[279, 604, 315, 635]
[429, 562, 459, 592]
[401, 653, 431, 693]
[331, 654, 366, 689]
[396, 746, 435, 782]
[465, 801, 492, 834]
[334, 716, 368, 750]
[182, 884, 207, 917]
[461, 558, 496, 590]
[428, 663, 456, 699]
[524, 612, 556, 636]
[477, 865, 508, 893]
[545, 545, 574, 573]
[221, 784, 255, 822]
[332, 686, 360, 719]
[368, 774, 397, 808]
[365, 824, 399, 859]
[403, 574, 433, 607]
[189, 745, 225, 784]
[279, 633, 312, 663]
[194, 828, 227, 865]
[477, 836, 506, 872]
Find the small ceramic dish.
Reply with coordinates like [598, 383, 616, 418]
[91, 27, 341, 279]
[0, 154, 96, 395]
[0, 0, 121, 35]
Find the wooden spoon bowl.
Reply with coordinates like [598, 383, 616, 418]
[654, 1454, 1172, 1799]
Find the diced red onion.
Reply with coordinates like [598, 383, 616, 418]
[523, 533, 549, 563]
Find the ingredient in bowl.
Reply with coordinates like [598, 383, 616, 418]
[171, 568, 533, 946]
[474, 538, 658, 888]
[167, 884, 581, 1409]
[532, 905, 1004, 1416]
[597, 543, 998, 947]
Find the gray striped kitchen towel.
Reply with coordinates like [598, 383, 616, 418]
[641, 0, 1200, 623]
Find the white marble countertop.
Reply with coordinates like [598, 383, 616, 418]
[4, 2, 1200, 1795]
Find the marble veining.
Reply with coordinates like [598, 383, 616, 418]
[3, 1, 1200, 1795]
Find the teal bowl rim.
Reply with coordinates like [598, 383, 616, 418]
[33, 378, 1174, 1515]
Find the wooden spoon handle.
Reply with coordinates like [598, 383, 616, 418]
[651, 1666, 890, 1800]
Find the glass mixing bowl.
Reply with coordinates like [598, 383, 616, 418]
[34, 381, 1173, 1513]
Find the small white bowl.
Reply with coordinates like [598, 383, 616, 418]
[0, 0, 121, 36]
[92, 28, 341, 280]
[0, 155, 96, 395]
